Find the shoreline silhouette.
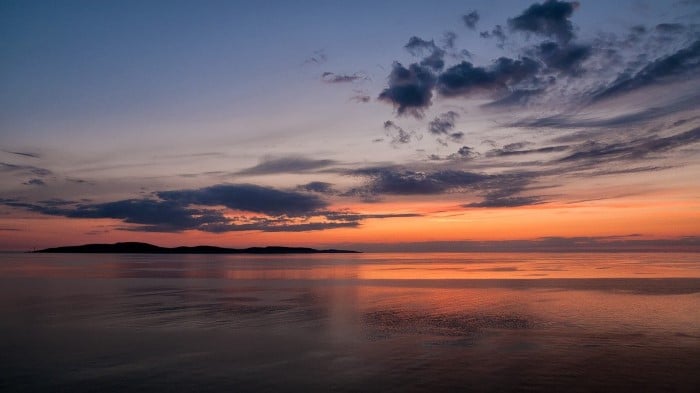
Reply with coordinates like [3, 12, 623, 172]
[33, 242, 359, 254]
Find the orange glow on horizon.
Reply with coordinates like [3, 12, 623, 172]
[2, 193, 699, 251]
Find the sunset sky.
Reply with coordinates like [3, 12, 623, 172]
[1, 0, 699, 251]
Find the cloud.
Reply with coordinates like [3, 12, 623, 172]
[532, 41, 591, 74]
[447, 132, 464, 142]
[466, 195, 543, 207]
[428, 111, 460, 135]
[69, 199, 229, 232]
[404, 36, 446, 71]
[0, 162, 52, 177]
[383, 120, 421, 146]
[378, 62, 437, 117]
[237, 156, 337, 175]
[2, 150, 39, 158]
[297, 181, 336, 194]
[442, 31, 457, 49]
[480, 25, 507, 46]
[655, 23, 685, 34]
[588, 166, 671, 177]
[350, 94, 371, 103]
[511, 96, 700, 130]
[462, 11, 480, 30]
[448, 145, 478, 160]
[508, 0, 580, 43]
[303, 49, 327, 65]
[466, 173, 545, 207]
[594, 40, 700, 100]
[351, 236, 700, 253]
[558, 126, 700, 164]
[23, 178, 46, 186]
[487, 144, 569, 157]
[156, 184, 326, 217]
[404, 36, 438, 55]
[321, 211, 422, 221]
[348, 167, 488, 196]
[344, 166, 545, 207]
[2, 183, 419, 233]
[437, 57, 540, 97]
[321, 72, 367, 83]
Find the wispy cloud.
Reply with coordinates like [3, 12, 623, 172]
[0, 162, 52, 177]
[237, 156, 338, 175]
[321, 72, 368, 83]
[2, 150, 40, 158]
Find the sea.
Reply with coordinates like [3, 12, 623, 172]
[1, 252, 699, 392]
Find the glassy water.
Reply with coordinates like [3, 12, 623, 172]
[1, 252, 699, 392]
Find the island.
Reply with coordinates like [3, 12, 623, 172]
[33, 242, 359, 254]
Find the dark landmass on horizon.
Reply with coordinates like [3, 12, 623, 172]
[33, 242, 359, 254]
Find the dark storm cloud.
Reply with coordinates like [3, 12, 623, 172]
[428, 111, 460, 135]
[462, 11, 480, 29]
[437, 57, 540, 97]
[237, 156, 338, 175]
[378, 62, 437, 117]
[321, 72, 367, 83]
[157, 184, 327, 217]
[533, 41, 591, 74]
[594, 40, 700, 100]
[508, 0, 580, 43]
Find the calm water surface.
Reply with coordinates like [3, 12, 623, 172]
[1, 252, 699, 392]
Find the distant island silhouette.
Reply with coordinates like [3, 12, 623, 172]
[34, 242, 359, 254]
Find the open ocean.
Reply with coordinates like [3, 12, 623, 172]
[1, 252, 699, 392]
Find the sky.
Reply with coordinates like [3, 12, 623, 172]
[1, 0, 699, 251]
